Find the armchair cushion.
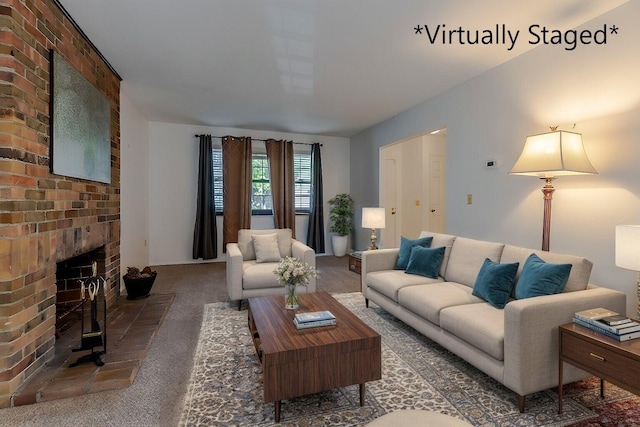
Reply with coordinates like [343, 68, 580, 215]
[252, 233, 282, 263]
[238, 229, 292, 261]
[242, 261, 282, 289]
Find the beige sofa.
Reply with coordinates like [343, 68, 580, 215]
[226, 228, 316, 309]
[361, 231, 626, 412]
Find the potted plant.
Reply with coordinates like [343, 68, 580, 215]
[122, 266, 157, 300]
[328, 193, 354, 257]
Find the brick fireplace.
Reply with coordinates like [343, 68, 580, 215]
[0, 0, 121, 407]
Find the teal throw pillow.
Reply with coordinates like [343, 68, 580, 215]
[404, 246, 445, 279]
[472, 258, 519, 309]
[515, 253, 572, 299]
[395, 236, 433, 270]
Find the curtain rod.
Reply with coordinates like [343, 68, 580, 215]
[194, 134, 322, 147]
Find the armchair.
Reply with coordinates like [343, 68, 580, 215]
[226, 228, 316, 309]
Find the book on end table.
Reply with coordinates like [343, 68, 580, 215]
[573, 308, 640, 341]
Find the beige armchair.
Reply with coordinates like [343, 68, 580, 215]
[226, 228, 316, 309]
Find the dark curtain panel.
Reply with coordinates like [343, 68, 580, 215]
[222, 136, 252, 249]
[192, 134, 217, 260]
[265, 139, 295, 237]
[306, 143, 325, 253]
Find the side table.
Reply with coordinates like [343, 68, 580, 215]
[348, 252, 362, 274]
[558, 322, 640, 413]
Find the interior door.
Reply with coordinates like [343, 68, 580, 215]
[380, 153, 400, 248]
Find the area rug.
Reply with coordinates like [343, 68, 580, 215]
[180, 293, 640, 426]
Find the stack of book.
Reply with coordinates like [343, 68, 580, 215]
[294, 310, 336, 329]
[574, 308, 640, 341]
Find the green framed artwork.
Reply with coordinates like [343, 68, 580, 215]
[50, 50, 111, 184]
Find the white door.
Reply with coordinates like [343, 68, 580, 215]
[380, 151, 400, 248]
[429, 155, 446, 232]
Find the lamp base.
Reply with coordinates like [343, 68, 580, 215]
[368, 228, 378, 250]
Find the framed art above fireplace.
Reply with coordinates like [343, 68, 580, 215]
[50, 50, 111, 184]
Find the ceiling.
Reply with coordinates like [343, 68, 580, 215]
[58, 0, 628, 137]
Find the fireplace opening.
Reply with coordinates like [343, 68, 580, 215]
[55, 247, 106, 338]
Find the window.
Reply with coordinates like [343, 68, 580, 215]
[212, 148, 312, 214]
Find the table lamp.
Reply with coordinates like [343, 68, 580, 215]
[362, 207, 385, 250]
[615, 224, 640, 318]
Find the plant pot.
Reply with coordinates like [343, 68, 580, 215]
[332, 235, 348, 257]
[123, 272, 157, 300]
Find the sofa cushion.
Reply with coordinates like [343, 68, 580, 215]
[398, 282, 484, 325]
[440, 303, 506, 361]
[500, 245, 592, 293]
[242, 261, 281, 289]
[395, 236, 433, 270]
[405, 246, 445, 279]
[252, 233, 282, 263]
[514, 253, 572, 299]
[367, 270, 442, 303]
[444, 238, 505, 287]
[418, 232, 457, 278]
[238, 229, 292, 261]
[471, 258, 519, 309]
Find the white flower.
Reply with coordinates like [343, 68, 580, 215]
[273, 256, 317, 287]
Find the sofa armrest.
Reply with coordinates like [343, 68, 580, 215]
[503, 286, 626, 396]
[226, 243, 244, 301]
[292, 239, 317, 293]
[361, 249, 399, 296]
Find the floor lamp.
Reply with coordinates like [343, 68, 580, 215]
[510, 128, 597, 251]
[362, 207, 385, 250]
[615, 225, 640, 318]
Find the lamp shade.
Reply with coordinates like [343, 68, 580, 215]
[510, 130, 597, 178]
[362, 207, 385, 229]
[615, 224, 640, 271]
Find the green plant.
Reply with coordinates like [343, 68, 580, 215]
[328, 193, 354, 236]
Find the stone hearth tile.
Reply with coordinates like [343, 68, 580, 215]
[39, 376, 89, 402]
[89, 360, 139, 392]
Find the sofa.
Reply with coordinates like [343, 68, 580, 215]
[361, 231, 626, 412]
[226, 228, 316, 309]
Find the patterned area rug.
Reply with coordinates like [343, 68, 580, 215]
[180, 293, 640, 426]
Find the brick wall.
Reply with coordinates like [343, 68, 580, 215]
[0, 0, 121, 407]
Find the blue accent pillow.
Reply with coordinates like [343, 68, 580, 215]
[515, 253, 572, 299]
[472, 258, 519, 309]
[395, 236, 433, 270]
[404, 246, 445, 279]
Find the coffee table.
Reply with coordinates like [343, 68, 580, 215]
[248, 291, 382, 422]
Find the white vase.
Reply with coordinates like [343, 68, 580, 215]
[332, 235, 348, 257]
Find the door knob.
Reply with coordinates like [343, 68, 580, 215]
[431, 209, 436, 213]
[391, 208, 396, 215]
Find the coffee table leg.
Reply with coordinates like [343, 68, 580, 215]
[360, 383, 365, 406]
[275, 400, 281, 422]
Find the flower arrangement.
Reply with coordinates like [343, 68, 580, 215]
[273, 257, 317, 286]
[274, 257, 317, 309]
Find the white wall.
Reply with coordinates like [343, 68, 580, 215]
[351, 2, 640, 315]
[146, 122, 350, 265]
[120, 93, 150, 281]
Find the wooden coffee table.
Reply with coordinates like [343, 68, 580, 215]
[248, 292, 381, 422]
